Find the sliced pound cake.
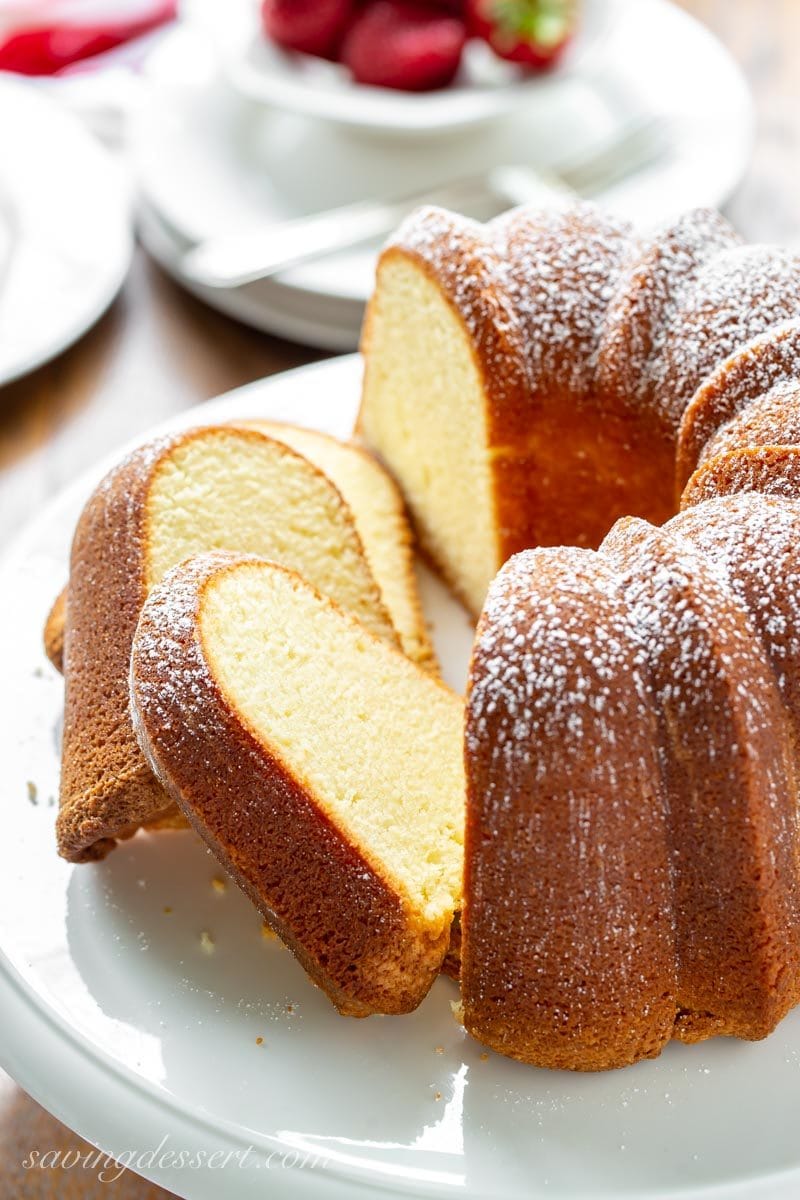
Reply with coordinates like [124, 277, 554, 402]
[57, 425, 398, 863]
[130, 552, 464, 1016]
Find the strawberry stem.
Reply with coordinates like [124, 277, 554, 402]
[485, 0, 576, 48]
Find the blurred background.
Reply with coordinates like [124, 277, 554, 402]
[0, 0, 796, 1194]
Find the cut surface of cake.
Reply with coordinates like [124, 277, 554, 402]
[130, 552, 465, 1017]
[57, 425, 399, 863]
[233, 420, 437, 674]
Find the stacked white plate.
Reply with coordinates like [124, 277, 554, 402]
[133, 0, 754, 350]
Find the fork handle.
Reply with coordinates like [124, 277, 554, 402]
[179, 176, 494, 289]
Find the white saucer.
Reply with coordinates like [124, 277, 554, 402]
[221, 0, 614, 137]
[133, 0, 753, 351]
[0, 78, 132, 388]
[4, 355, 800, 1200]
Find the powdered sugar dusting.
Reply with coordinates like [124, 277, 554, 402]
[684, 447, 800, 508]
[130, 551, 257, 780]
[654, 245, 800, 431]
[491, 205, 635, 397]
[669, 493, 800, 727]
[467, 546, 653, 780]
[465, 546, 671, 1027]
[465, 514, 800, 1050]
[598, 208, 741, 415]
[700, 378, 800, 462]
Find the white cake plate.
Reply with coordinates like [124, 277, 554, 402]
[2, 357, 800, 1200]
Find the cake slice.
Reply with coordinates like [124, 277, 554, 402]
[44, 421, 438, 678]
[130, 552, 465, 1017]
[57, 425, 399, 863]
[234, 420, 437, 674]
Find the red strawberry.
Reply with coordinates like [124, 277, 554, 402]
[424, 0, 467, 12]
[261, 0, 355, 59]
[341, 2, 467, 91]
[467, 0, 577, 70]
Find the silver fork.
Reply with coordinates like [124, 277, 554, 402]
[180, 115, 670, 289]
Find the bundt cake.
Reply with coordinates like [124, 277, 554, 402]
[130, 552, 464, 1017]
[50, 195, 800, 1070]
[57, 424, 404, 864]
[359, 204, 800, 616]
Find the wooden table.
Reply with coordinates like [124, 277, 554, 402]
[1, 2, 798, 1193]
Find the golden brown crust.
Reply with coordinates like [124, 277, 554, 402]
[695, 380, 800, 467]
[43, 587, 67, 673]
[604, 519, 800, 1048]
[669, 493, 800, 745]
[130, 552, 450, 1017]
[57, 434, 177, 863]
[463, 549, 675, 1071]
[464, 514, 800, 1069]
[681, 446, 800, 509]
[676, 320, 800, 493]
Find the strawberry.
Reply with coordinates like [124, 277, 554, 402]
[261, 0, 356, 59]
[341, 2, 467, 91]
[467, 0, 577, 69]
[424, 0, 467, 12]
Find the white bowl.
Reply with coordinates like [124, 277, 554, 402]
[219, 0, 617, 137]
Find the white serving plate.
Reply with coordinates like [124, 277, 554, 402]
[134, 0, 753, 351]
[3, 356, 800, 1200]
[0, 77, 132, 388]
